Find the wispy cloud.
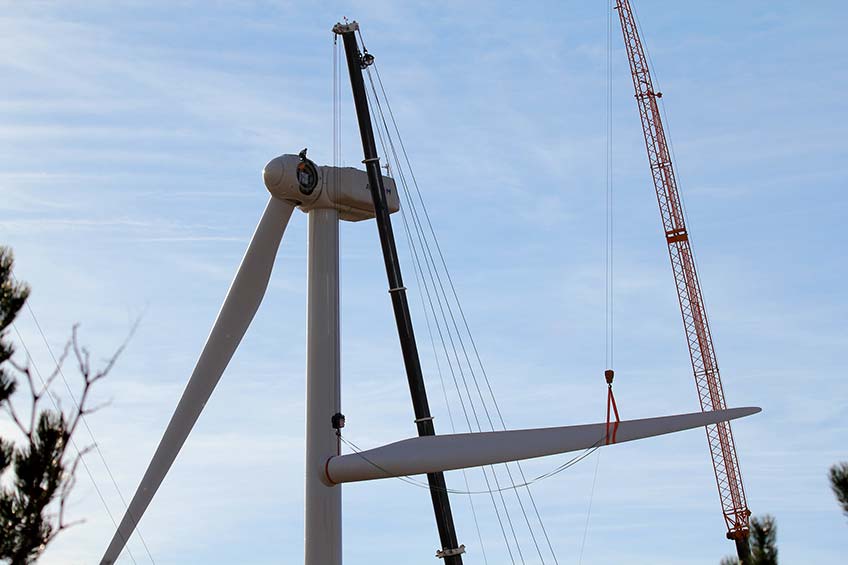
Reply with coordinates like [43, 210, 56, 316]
[1, 1, 845, 564]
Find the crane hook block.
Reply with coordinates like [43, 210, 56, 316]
[359, 51, 375, 69]
[604, 369, 615, 385]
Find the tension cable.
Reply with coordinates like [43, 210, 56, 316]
[361, 60, 521, 564]
[338, 433, 604, 496]
[358, 35, 562, 563]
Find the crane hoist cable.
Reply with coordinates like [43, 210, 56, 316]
[602, 0, 620, 449]
[356, 29, 564, 564]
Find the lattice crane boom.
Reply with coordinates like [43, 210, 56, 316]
[613, 0, 752, 557]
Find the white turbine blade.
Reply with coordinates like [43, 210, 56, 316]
[326, 406, 760, 484]
[101, 196, 295, 565]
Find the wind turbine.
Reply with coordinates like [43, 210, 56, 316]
[100, 21, 760, 565]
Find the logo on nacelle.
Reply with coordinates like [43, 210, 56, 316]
[296, 148, 319, 196]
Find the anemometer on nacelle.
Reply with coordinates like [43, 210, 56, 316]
[263, 151, 399, 221]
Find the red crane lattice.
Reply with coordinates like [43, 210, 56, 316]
[614, 0, 752, 548]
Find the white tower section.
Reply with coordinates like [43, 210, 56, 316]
[263, 153, 398, 565]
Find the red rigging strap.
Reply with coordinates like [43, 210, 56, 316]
[604, 369, 620, 445]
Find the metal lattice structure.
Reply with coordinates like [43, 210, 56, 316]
[614, 0, 752, 551]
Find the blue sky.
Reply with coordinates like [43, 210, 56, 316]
[1, 1, 846, 563]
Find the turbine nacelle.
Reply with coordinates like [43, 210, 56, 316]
[263, 153, 399, 221]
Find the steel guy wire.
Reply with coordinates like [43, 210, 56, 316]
[633, 9, 716, 334]
[363, 78, 519, 560]
[577, 451, 602, 565]
[368, 61, 560, 564]
[362, 69, 529, 562]
[404, 179, 491, 565]
[371, 56, 559, 523]
[628, 1, 726, 412]
[365, 84, 508, 563]
[363, 77, 526, 565]
[365, 81, 492, 562]
[359, 27, 554, 560]
[384, 127, 490, 564]
[364, 55, 561, 562]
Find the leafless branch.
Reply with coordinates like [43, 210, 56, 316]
[81, 398, 112, 418]
[38, 339, 72, 397]
[2, 318, 139, 560]
[66, 321, 137, 439]
[43, 444, 94, 545]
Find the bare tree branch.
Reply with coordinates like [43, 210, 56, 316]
[38, 340, 72, 398]
[1, 321, 136, 563]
